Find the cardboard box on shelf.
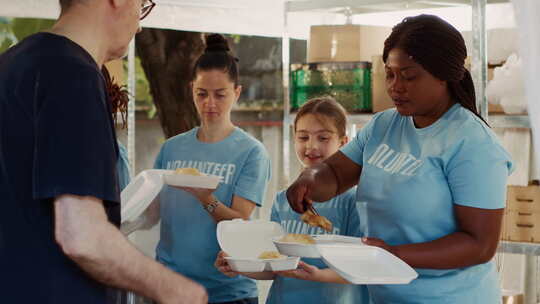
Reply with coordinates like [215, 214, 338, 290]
[506, 185, 540, 213]
[489, 103, 505, 113]
[502, 185, 540, 243]
[308, 25, 391, 63]
[502, 294, 523, 304]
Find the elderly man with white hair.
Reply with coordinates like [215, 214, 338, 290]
[0, 1, 207, 303]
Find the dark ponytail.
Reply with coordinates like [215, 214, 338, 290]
[191, 34, 239, 86]
[383, 14, 488, 126]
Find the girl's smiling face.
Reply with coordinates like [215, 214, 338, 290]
[294, 113, 347, 167]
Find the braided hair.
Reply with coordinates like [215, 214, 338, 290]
[383, 14, 487, 125]
[191, 34, 239, 86]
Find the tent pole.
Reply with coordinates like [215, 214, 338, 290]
[127, 38, 136, 176]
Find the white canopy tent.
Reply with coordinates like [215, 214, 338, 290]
[2, 0, 516, 38]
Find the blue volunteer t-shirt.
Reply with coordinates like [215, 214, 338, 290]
[117, 141, 131, 191]
[267, 190, 370, 304]
[154, 127, 271, 303]
[340, 104, 513, 304]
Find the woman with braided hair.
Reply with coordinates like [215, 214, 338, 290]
[286, 14, 513, 303]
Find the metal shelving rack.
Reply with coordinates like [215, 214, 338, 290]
[282, 1, 537, 302]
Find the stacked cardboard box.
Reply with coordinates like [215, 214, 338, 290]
[502, 185, 540, 243]
[308, 25, 390, 63]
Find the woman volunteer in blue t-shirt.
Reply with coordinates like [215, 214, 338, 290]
[151, 34, 271, 304]
[286, 15, 513, 304]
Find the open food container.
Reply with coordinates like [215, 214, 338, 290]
[162, 170, 222, 189]
[272, 234, 362, 258]
[217, 220, 300, 272]
[273, 233, 418, 284]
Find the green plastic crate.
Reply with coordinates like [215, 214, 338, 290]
[290, 62, 372, 113]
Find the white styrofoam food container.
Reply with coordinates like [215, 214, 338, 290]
[217, 220, 300, 272]
[163, 170, 222, 189]
[225, 256, 299, 272]
[121, 169, 168, 223]
[318, 244, 418, 285]
[273, 234, 362, 258]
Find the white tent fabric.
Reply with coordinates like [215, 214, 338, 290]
[1, 0, 515, 39]
[511, 0, 540, 175]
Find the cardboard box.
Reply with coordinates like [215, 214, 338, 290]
[502, 185, 540, 243]
[503, 210, 540, 242]
[506, 185, 540, 213]
[502, 294, 523, 304]
[489, 103, 504, 113]
[371, 55, 394, 113]
[308, 25, 391, 63]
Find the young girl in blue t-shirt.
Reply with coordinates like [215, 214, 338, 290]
[216, 97, 370, 304]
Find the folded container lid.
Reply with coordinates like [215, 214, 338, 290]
[163, 172, 223, 189]
[217, 219, 284, 259]
[317, 244, 418, 285]
[121, 169, 168, 223]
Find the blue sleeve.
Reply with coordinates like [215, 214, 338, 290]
[234, 145, 272, 207]
[153, 143, 166, 169]
[447, 141, 512, 209]
[340, 114, 378, 166]
[116, 141, 131, 191]
[270, 196, 281, 223]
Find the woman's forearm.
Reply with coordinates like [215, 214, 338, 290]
[391, 231, 500, 269]
[198, 195, 254, 222]
[314, 269, 350, 284]
[389, 206, 503, 269]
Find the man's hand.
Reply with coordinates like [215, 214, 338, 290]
[161, 279, 207, 304]
[54, 194, 207, 304]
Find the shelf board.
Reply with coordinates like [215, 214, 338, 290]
[489, 114, 530, 129]
[288, 112, 530, 128]
[498, 241, 540, 256]
[286, 0, 510, 14]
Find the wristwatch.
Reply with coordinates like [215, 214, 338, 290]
[204, 198, 220, 213]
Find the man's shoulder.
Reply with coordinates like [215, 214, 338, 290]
[1, 33, 99, 80]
